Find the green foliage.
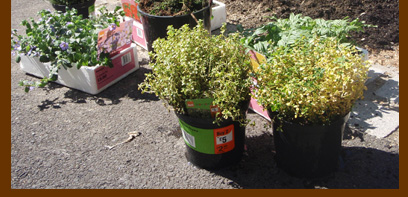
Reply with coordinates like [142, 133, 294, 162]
[238, 13, 376, 57]
[11, 6, 125, 91]
[139, 21, 252, 124]
[254, 36, 369, 125]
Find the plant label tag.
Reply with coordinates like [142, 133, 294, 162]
[248, 50, 266, 72]
[185, 98, 221, 118]
[178, 119, 235, 155]
[121, 0, 140, 22]
[97, 20, 133, 57]
[214, 124, 235, 154]
[132, 20, 147, 50]
[248, 50, 271, 121]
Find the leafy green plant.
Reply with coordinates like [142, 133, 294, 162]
[238, 13, 375, 57]
[254, 36, 369, 126]
[11, 6, 125, 92]
[139, 21, 252, 124]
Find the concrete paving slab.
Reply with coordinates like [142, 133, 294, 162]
[366, 66, 385, 85]
[375, 75, 399, 104]
[349, 100, 399, 138]
[349, 63, 399, 139]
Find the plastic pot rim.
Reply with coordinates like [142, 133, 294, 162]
[51, 0, 95, 9]
[268, 109, 351, 128]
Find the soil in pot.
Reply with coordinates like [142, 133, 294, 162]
[137, 0, 211, 51]
[138, 0, 208, 16]
[51, 0, 96, 18]
[268, 110, 350, 178]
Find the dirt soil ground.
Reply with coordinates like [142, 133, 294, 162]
[221, 0, 399, 69]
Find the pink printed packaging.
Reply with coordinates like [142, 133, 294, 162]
[124, 16, 147, 50]
[248, 50, 271, 121]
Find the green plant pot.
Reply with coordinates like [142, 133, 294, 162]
[268, 110, 350, 178]
[176, 113, 246, 170]
[175, 100, 249, 169]
[51, 0, 95, 18]
[137, 4, 211, 52]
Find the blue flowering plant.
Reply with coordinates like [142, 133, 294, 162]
[11, 6, 125, 92]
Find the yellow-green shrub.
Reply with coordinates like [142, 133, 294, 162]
[254, 36, 369, 125]
[139, 21, 252, 124]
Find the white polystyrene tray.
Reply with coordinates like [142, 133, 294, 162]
[211, 0, 227, 31]
[19, 43, 139, 94]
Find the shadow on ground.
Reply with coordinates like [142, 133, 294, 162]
[208, 127, 399, 189]
[36, 65, 158, 110]
[347, 69, 399, 137]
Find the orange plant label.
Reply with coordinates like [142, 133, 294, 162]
[213, 124, 235, 154]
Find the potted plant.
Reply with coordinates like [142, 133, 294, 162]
[238, 13, 375, 120]
[47, 0, 96, 18]
[238, 13, 373, 57]
[139, 21, 252, 169]
[253, 36, 370, 178]
[11, 6, 138, 94]
[137, 0, 212, 51]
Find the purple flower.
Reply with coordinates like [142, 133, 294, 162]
[46, 17, 52, 23]
[26, 46, 37, 56]
[66, 22, 74, 26]
[59, 42, 69, 51]
[13, 40, 20, 49]
[109, 23, 117, 31]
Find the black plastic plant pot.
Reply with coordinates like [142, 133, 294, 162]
[176, 113, 246, 170]
[51, 0, 96, 18]
[268, 110, 350, 179]
[137, 4, 211, 52]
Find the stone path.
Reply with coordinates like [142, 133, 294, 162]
[349, 63, 399, 139]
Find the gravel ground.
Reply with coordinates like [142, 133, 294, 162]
[10, 0, 399, 189]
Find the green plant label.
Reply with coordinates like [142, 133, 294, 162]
[186, 98, 221, 118]
[179, 119, 235, 154]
